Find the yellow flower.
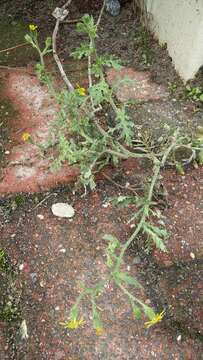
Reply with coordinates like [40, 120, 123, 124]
[29, 24, 38, 31]
[60, 317, 85, 330]
[95, 327, 105, 336]
[22, 132, 31, 141]
[76, 84, 86, 96]
[144, 310, 165, 329]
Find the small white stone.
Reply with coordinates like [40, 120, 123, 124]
[20, 320, 28, 340]
[177, 334, 182, 342]
[19, 263, 24, 271]
[5, 150, 10, 155]
[37, 214, 44, 220]
[55, 306, 60, 311]
[102, 203, 110, 208]
[51, 203, 75, 218]
[190, 252, 195, 259]
[59, 248, 66, 253]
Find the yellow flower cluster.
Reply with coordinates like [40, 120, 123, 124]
[76, 84, 86, 96]
[29, 24, 38, 31]
[60, 317, 85, 330]
[144, 310, 165, 329]
[22, 132, 31, 141]
[95, 327, 105, 336]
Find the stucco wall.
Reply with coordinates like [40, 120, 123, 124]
[145, 0, 203, 82]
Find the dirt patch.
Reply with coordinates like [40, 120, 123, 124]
[0, 172, 202, 359]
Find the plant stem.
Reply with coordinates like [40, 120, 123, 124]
[117, 282, 145, 308]
[115, 132, 178, 270]
[52, 1, 74, 91]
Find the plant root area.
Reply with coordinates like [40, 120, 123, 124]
[0, 1, 203, 359]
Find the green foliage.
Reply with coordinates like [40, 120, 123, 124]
[71, 43, 92, 59]
[0, 301, 19, 323]
[76, 14, 97, 39]
[142, 222, 167, 252]
[0, 249, 12, 273]
[168, 82, 177, 93]
[186, 85, 203, 102]
[0, 249, 7, 271]
[25, 25, 52, 67]
[110, 195, 138, 207]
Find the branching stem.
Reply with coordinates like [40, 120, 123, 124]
[115, 131, 178, 270]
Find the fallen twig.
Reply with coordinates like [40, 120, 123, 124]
[30, 192, 54, 211]
[102, 173, 138, 195]
[96, 0, 106, 27]
[63, 18, 81, 24]
[0, 42, 28, 53]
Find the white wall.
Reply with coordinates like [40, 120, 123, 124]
[145, 0, 203, 82]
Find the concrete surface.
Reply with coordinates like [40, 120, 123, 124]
[145, 0, 203, 81]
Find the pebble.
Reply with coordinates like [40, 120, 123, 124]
[37, 214, 44, 220]
[102, 202, 110, 208]
[177, 334, 182, 342]
[40, 280, 45, 287]
[190, 252, 195, 259]
[19, 263, 24, 271]
[51, 203, 75, 218]
[20, 320, 29, 340]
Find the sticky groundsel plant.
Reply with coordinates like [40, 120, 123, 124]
[25, 1, 203, 334]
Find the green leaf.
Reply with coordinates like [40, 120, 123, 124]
[103, 234, 120, 247]
[76, 15, 97, 38]
[143, 304, 156, 320]
[69, 305, 78, 320]
[132, 306, 142, 320]
[116, 272, 142, 288]
[71, 43, 91, 59]
[89, 80, 110, 105]
[110, 195, 137, 208]
[43, 36, 52, 54]
[143, 223, 167, 252]
[103, 234, 117, 242]
[92, 306, 102, 329]
[115, 106, 134, 145]
[106, 253, 113, 268]
[25, 34, 36, 48]
[91, 55, 122, 77]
